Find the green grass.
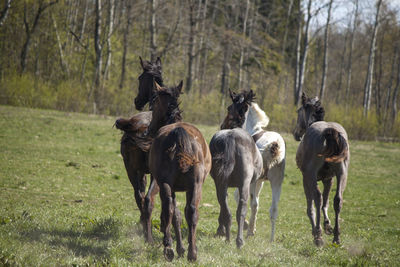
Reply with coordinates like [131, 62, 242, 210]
[0, 105, 399, 266]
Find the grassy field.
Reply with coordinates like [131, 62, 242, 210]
[0, 105, 399, 266]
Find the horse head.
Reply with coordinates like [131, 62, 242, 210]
[134, 56, 163, 111]
[148, 81, 183, 137]
[221, 89, 256, 130]
[293, 92, 325, 141]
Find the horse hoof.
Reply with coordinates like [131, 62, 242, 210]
[164, 247, 174, 261]
[236, 238, 244, 249]
[333, 238, 340, 245]
[177, 247, 185, 258]
[246, 231, 255, 238]
[314, 237, 324, 247]
[187, 251, 197, 262]
[215, 226, 226, 237]
[324, 223, 333, 235]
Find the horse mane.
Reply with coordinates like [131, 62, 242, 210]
[156, 87, 183, 124]
[304, 95, 325, 122]
[248, 103, 269, 128]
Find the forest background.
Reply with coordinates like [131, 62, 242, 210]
[1, 0, 400, 140]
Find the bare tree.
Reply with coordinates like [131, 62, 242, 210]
[294, 0, 312, 106]
[186, 0, 197, 93]
[363, 0, 382, 117]
[345, 0, 359, 104]
[119, 0, 133, 89]
[238, 0, 250, 89]
[392, 53, 400, 124]
[103, 0, 115, 80]
[149, 0, 157, 61]
[20, 0, 58, 73]
[0, 0, 12, 27]
[319, 0, 333, 102]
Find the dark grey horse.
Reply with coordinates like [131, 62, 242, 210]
[210, 93, 263, 249]
[293, 93, 350, 246]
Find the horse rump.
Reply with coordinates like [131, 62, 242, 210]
[164, 127, 199, 173]
[209, 134, 236, 179]
[319, 128, 348, 163]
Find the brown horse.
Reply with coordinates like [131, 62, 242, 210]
[144, 82, 211, 261]
[293, 93, 350, 246]
[115, 57, 162, 231]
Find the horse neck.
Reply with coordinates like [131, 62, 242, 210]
[150, 106, 182, 136]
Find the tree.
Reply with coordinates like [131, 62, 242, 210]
[20, 0, 58, 73]
[363, 0, 382, 117]
[294, 0, 312, 106]
[0, 0, 12, 27]
[319, 0, 333, 102]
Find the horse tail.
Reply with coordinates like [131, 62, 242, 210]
[209, 135, 235, 179]
[320, 128, 348, 163]
[165, 127, 198, 173]
[268, 141, 280, 161]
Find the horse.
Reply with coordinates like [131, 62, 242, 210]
[144, 81, 211, 261]
[221, 89, 286, 242]
[210, 123, 263, 248]
[115, 56, 162, 232]
[293, 92, 350, 246]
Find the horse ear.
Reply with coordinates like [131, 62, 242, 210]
[176, 80, 183, 95]
[229, 88, 236, 101]
[155, 57, 161, 67]
[154, 81, 163, 92]
[139, 56, 145, 70]
[301, 92, 307, 106]
[246, 90, 256, 103]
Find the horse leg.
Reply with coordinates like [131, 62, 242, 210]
[303, 172, 323, 246]
[236, 183, 250, 249]
[322, 178, 333, 235]
[143, 175, 159, 243]
[123, 156, 147, 221]
[234, 188, 249, 230]
[172, 194, 185, 257]
[216, 183, 231, 240]
[185, 184, 201, 261]
[134, 172, 147, 225]
[333, 166, 348, 244]
[247, 178, 264, 237]
[268, 162, 284, 242]
[159, 182, 175, 261]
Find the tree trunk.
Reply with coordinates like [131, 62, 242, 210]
[119, 0, 132, 89]
[20, 0, 58, 74]
[0, 0, 12, 27]
[345, 0, 359, 104]
[294, 0, 312, 106]
[391, 56, 400, 124]
[149, 0, 157, 61]
[103, 0, 115, 80]
[319, 0, 333, 102]
[92, 0, 103, 113]
[51, 13, 69, 77]
[363, 0, 382, 117]
[293, 0, 301, 105]
[238, 0, 250, 89]
[186, 0, 196, 93]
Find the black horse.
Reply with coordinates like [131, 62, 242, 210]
[115, 57, 162, 231]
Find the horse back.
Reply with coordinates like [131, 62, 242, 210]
[210, 128, 263, 187]
[296, 121, 349, 174]
[150, 122, 211, 187]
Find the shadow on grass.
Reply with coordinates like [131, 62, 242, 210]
[19, 217, 120, 259]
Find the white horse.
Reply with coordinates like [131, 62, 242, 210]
[221, 89, 286, 241]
